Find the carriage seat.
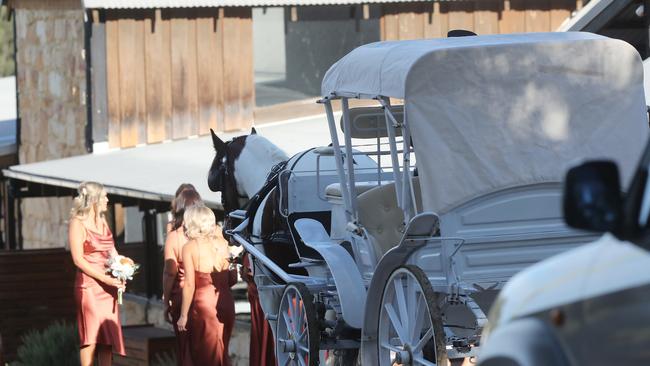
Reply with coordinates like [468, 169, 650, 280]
[324, 181, 389, 200]
[357, 177, 422, 258]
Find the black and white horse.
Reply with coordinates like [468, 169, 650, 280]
[208, 127, 288, 212]
[207, 127, 307, 268]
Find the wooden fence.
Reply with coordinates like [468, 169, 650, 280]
[0, 249, 77, 362]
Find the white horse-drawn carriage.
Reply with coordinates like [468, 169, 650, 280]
[212, 32, 647, 365]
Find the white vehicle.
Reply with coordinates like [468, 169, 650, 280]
[478, 118, 650, 363]
[217, 32, 647, 365]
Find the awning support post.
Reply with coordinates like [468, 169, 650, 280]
[143, 208, 159, 299]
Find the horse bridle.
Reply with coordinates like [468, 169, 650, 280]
[214, 139, 249, 213]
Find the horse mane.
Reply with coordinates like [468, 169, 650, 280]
[234, 134, 289, 197]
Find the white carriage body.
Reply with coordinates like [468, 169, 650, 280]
[231, 32, 649, 365]
[321, 32, 647, 287]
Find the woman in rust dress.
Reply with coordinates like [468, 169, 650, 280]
[177, 205, 237, 366]
[162, 187, 202, 365]
[69, 181, 126, 366]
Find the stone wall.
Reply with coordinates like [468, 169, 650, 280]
[13, 3, 87, 248]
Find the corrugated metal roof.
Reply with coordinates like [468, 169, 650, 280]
[83, 0, 461, 8]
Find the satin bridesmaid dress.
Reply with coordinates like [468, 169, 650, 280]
[243, 255, 277, 366]
[188, 269, 237, 365]
[74, 225, 125, 355]
[168, 255, 192, 365]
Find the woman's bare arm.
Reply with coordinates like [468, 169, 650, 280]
[69, 218, 121, 287]
[178, 241, 196, 331]
[162, 230, 179, 305]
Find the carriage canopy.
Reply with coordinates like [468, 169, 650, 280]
[322, 32, 649, 214]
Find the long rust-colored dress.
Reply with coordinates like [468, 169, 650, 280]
[243, 255, 277, 366]
[169, 259, 192, 365]
[167, 230, 192, 366]
[188, 269, 237, 365]
[74, 226, 125, 355]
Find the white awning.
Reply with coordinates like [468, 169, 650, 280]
[3, 114, 336, 209]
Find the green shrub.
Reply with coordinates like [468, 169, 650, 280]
[12, 320, 80, 366]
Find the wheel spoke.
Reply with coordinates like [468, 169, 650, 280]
[298, 356, 307, 366]
[282, 311, 293, 336]
[288, 293, 296, 320]
[297, 325, 307, 342]
[283, 357, 292, 366]
[411, 294, 426, 344]
[406, 277, 418, 342]
[380, 341, 403, 354]
[384, 302, 408, 343]
[394, 277, 409, 334]
[298, 344, 310, 354]
[412, 354, 437, 366]
[412, 328, 433, 353]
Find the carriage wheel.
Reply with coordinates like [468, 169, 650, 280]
[378, 265, 447, 366]
[276, 283, 320, 366]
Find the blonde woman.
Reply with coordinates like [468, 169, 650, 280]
[162, 188, 202, 366]
[177, 205, 236, 365]
[69, 182, 127, 366]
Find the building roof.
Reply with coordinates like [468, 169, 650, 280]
[3, 113, 337, 208]
[83, 0, 463, 8]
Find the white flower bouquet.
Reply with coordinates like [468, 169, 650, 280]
[106, 254, 139, 305]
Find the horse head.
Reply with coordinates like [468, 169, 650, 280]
[208, 128, 256, 213]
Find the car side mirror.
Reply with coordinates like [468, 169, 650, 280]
[563, 161, 623, 234]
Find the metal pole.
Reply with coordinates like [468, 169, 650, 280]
[143, 208, 159, 299]
[381, 98, 403, 208]
[324, 100, 353, 222]
[3, 180, 15, 250]
[341, 98, 358, 220]
[400, 110, 414, 222]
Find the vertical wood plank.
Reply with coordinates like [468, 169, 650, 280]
[105, 18, 121, 148]
[196, 14, 220, 135]
[525, 0, 551, 32]
[499, 0, 526, 34]
[425, 2, 448, 38]
[398, 3, 425, 40]
[90, 17, 108, 144]
[223, 8, 254, 131]
[475, 0, 499, 35]
[117, 18, 147, 148]
[170, 12, 199, 139]
[134, 19, 148, 146]
[144, 10, 172, 143]
[222, 9, 239, 131]
[447, 1, 475, 34]
[215, 9, 225, 133]
[239, 9, 254, 130]
[381, 5, 399, 41]
[550, 0, 574, 30]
